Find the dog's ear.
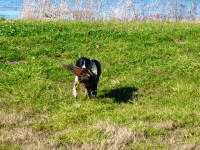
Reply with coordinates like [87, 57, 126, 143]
[61, 63, 87, 76]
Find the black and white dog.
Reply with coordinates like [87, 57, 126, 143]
[62, 57, 101, 98]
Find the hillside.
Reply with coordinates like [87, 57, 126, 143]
[0, 20, 200, 149]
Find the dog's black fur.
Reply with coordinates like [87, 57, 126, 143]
[76, 57, 101, 98]
[62, 57, 101, 98]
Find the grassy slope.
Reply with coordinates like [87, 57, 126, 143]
[0, 20, 200, 149]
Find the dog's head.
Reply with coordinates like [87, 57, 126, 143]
[76, 57, 91, 69]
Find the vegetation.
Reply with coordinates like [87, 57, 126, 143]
[21, 0, 199, 22]
[0, 20, 200, 149]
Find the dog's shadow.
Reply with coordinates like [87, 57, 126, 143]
[100, 87, 138, 103]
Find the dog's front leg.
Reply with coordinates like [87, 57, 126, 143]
[84, 87, 88, 96]
[73, 76, 79, 98]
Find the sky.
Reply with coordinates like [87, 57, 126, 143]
[0, 0, 22, 19]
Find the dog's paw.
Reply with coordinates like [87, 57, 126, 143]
[73, 88, 77, 98]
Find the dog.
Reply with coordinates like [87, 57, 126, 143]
[62, 57, 101, 98]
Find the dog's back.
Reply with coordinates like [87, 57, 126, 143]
[90, 59, 101, 81]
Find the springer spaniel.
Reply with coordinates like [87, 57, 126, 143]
[62, 57, 101, 98]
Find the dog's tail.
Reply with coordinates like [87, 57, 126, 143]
[61, 63, 87, 76]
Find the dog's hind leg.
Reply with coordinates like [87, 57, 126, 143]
[73, 76, 79, 98]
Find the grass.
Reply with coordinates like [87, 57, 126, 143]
[0, 20, 200, 149]
[20, 0, 200, 22]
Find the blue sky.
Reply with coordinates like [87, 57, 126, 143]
[0, 0, 22, 19]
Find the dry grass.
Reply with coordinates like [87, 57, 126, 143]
[0, 111, 26, 126]
[148, 121, 200, 150]
[54, 121, 142, 150]
[21, 0, 69, 20]
[0, 107, 197, 149]
[1, 127, 57, 150]
[0, 110, 65, 150]
[163, 128, 200, 150]
[94, 122, 139, 150]
[79, 122, 141, 150]
[20, 0, 200, 22]
[152, 121, 174, 130]
[52, 121, 200, 150]
[0, 108, 199, 149]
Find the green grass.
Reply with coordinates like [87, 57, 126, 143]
[0, 20, 200, 149]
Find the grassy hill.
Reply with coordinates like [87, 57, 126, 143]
[0, 20, 200, 150]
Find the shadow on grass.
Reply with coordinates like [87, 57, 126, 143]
[100, 87, 138, 103]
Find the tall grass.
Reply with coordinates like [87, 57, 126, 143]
[20, 0, 200, 22]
